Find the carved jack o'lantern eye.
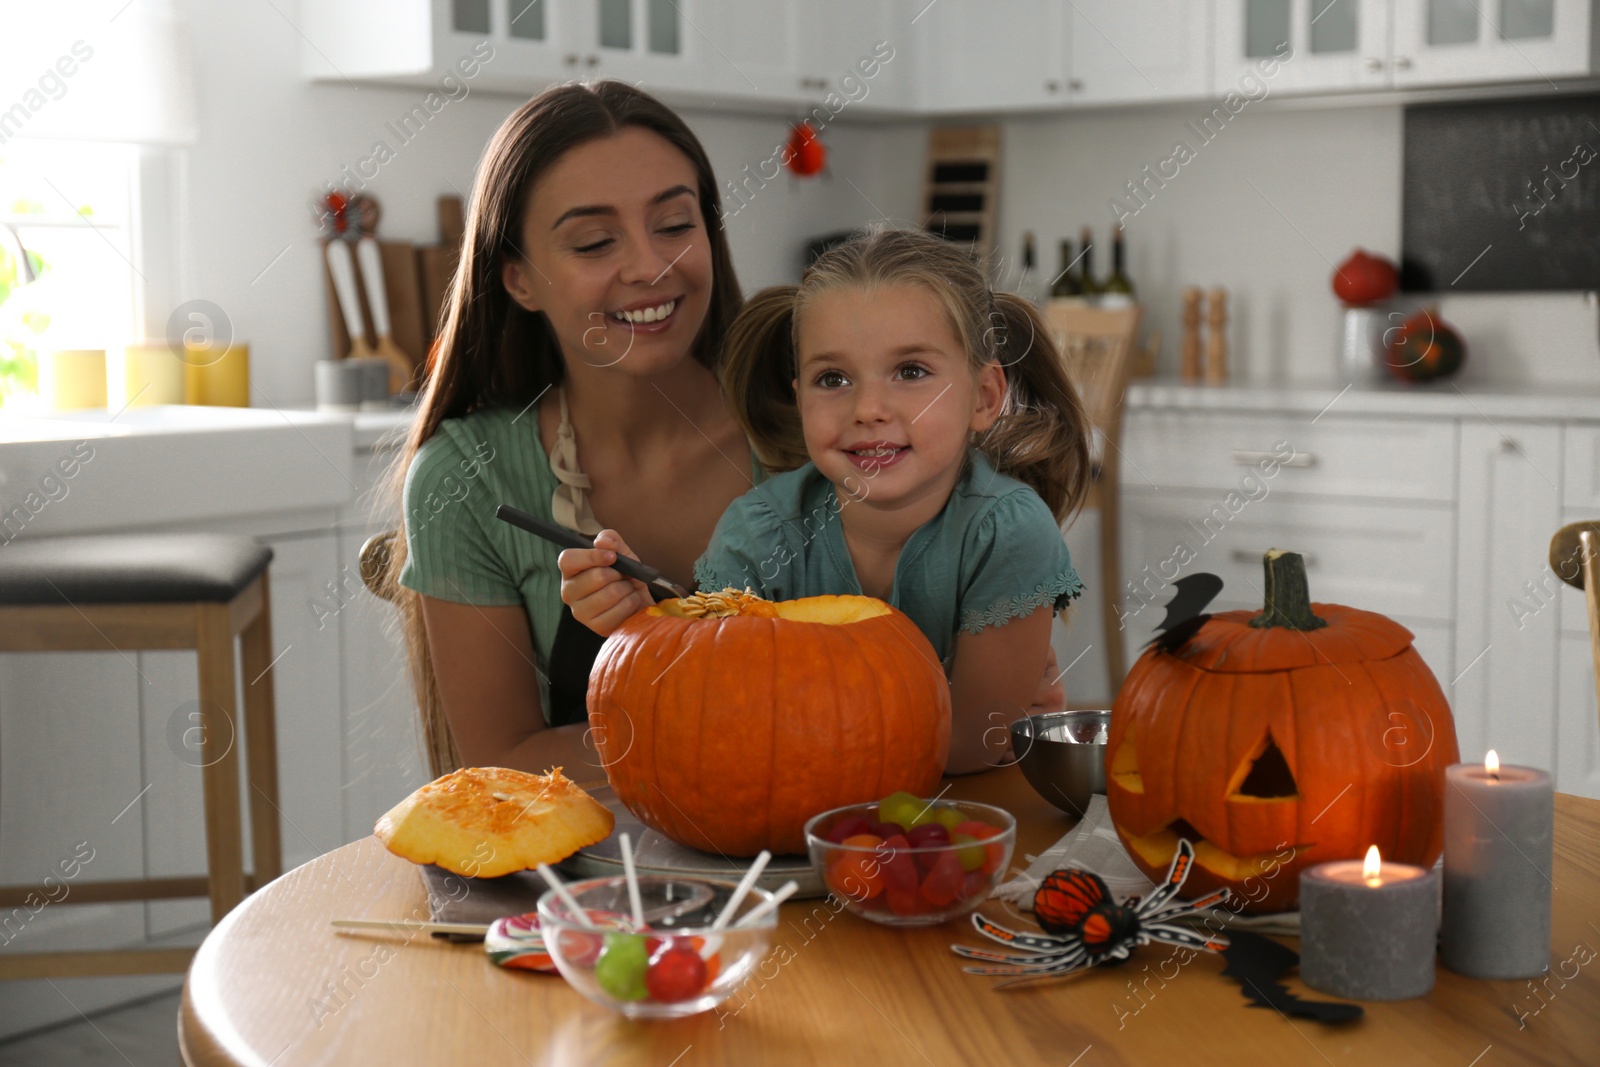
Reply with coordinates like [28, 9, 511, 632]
[1227, 732, 1299, 802]
[1109, 721, 1143, 794]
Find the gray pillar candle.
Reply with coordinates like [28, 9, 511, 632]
[1440, 754, 1554, 979]
[1300, 851, 1439, 1001]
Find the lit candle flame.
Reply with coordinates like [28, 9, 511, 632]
[1363, 845, 1382, 886]
[1485, 750, 1500, 778]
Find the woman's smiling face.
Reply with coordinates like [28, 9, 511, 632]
[503, 126, 713, 376]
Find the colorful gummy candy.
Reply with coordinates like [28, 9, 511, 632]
[821, 793, 1008, 920]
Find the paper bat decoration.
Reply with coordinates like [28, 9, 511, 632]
[1145, 572, 1224, 654]
[1220, 930, 1363, 1023]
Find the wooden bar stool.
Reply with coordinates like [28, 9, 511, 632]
[0, 533, 282, 979]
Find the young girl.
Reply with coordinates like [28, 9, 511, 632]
[563, 227, 1091, 773]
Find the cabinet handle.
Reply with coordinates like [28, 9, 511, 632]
[1231, 450, 1315, 468]
[1364, 57, 1383, 71]
[1394, 56, 1412, 70]
[1500, 437, 1521, 453]
[1045, 79, 1061, 92]
[586, 55, 600, 67]
[1068, 78, 1083, 91]
[1233, 549, 1317, 567]
[564, 53, 579, 66]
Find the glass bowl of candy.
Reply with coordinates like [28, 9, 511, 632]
[804, 793, 1016, 927]
[536, 875, 777, 1019]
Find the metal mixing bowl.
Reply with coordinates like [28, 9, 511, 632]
[1010, 710, 1111, 817]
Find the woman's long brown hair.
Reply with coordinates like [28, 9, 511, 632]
[722, 227, 1091, 524]
[378, 81, 743, 776]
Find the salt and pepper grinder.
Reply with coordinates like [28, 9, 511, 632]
[1180, 287, 1203, 383]
[1440, 752, 1554, 979]
[1204, 287, 1229, 384]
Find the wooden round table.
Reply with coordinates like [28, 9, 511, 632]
[180, 767, 1600, 1066]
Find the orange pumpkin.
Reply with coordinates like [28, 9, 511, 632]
[1106, 551, 1458, 913]
[588, 589, 950, 856]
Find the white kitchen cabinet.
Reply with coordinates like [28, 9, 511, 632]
[1214, 0, 1392, 94]
[1558, 632, 1600, 797]
[1125, 409, 1457, 502]
[1068, 0, 1212, 105]
[1392, 0, 1594, 87]
[696, 0, 805, 103]
[915, 0, 1068, 112]
[1565, 423, 1600, 511]
[1451, 422, 1564, 769]
[795, 0, 908, 110]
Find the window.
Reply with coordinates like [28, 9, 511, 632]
[0, 140, 138, 410]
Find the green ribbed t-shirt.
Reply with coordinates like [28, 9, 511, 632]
[398, 405, 763, 723]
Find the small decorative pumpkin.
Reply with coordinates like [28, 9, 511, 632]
[1331, 248, 1398, 307]
[1384, 307, 1465, 383]
[1106, 551, 1458, 913]
[588, 589, 950, 856]
[784, 121, 827, 177]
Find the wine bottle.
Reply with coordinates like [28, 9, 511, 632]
[1050, 239, 1083, 299]
[1078, 226, 1102, 297]
[1021, 230, 1040, 303]
[1102, 224, 1136, 307]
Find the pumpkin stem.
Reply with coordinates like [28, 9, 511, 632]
[1248, 550, 1328, 631]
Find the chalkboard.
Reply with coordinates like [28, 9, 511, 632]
[1401, 94, 1600, 292]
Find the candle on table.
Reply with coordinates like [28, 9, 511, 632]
[1440, 750, 1553, 979]
[1300, 845, 1439, 1001]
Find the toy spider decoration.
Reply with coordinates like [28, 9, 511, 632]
[953, 839, 1231, 989]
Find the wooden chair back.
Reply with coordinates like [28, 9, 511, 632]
[1041, 301, 1142, 472]
[360, 531, 401, 603]
[1551, 520, 1600, 731]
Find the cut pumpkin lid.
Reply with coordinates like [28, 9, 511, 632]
[1171, 603, 1415, 672]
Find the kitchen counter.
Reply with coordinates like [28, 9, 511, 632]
[0, 404, 415, 538]
[1127, 379, 1600, 421]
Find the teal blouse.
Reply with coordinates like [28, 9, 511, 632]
[398, 405, 765, 723]
[692, 449, 1082, 664]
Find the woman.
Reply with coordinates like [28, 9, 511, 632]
[392, 81, 1064, 778]
[389, 82, 753, 775]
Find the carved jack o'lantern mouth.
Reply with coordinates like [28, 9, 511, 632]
[1114, 728, 1313, 882]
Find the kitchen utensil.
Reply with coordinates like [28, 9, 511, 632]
[1180, 288, 1202, 382]
[494, 504, 691, 600]
[326, 240, 376, 360]
[1205, 287, 1229, 384]
[342, 356, 390, 409]
[1010, 709, 1110, 818]
[330, 917, 489, 937]
[1336, 305, 1391, 381]
[314, 359, 365, 412]
[803, 799, 1016, 927]
[356, 236, 415, 393]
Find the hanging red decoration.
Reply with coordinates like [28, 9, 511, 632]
[785, 122, 827, 177]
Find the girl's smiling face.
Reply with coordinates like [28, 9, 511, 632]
[502, 127, 712, 375]
[794, 284, 1005, 512]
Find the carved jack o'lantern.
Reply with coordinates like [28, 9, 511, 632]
[1105, 551, 1458, 913]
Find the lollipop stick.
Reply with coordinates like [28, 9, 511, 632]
[619, 832, 646, 929]
[536, 864, 597, 929]
[733, 881, 798, 929]
[712, 850, 771, 931]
